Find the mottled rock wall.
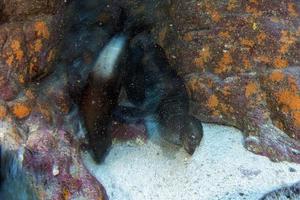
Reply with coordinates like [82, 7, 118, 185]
[0, 0, 108, 199]
[151, 0, 300, 163]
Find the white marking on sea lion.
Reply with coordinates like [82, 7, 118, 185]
[93, 34, 127, 79]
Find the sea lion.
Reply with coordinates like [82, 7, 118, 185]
[80, 33, 128, 163]
[113, 32, 203, 155]
[57, 0, 127, 164]
[80, 11, 152, 163]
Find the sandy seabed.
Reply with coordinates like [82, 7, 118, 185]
[83, 122, 300, 200]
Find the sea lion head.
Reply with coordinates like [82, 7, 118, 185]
[181, 116, 203, 155]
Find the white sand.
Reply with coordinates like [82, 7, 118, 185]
[83, 122, 300, 200]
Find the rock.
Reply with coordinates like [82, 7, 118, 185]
[0, 0, 108, 199]
[110, 120, 148, 142]
[23, 124, 108, 200]
[260, 181, 300, 200]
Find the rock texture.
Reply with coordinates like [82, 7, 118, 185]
[260, 181, 300, 200]
[0, 0, 108, 199]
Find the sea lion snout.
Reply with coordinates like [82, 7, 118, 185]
[181, 116, 203, 155]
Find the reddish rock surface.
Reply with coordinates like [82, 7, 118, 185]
[0, 0, 108, 199]
[110, 121, 147, 142]
[23, 123, 107, 200]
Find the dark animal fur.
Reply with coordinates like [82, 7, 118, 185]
[79, 8, 152, 163]
[66, 0, 202, 161]
[114, 32, 203, 155]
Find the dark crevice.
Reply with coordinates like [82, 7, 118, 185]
[0, 2, 8, 25]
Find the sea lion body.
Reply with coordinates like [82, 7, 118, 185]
[78, 7, 154, 162]
[114, 32, 203, 155]
[80, 34, 128, 163]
